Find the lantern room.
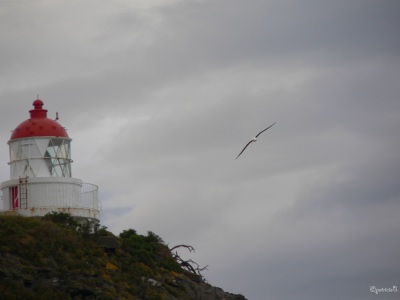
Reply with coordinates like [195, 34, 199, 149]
[0, 99, 100, 222]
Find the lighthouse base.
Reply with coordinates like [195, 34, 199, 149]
[0, 177, 100, 222]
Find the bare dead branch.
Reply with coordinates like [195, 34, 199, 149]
[170, 244, 195, 253]
[170, 244, 208, 282]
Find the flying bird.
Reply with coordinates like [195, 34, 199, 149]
[235, 122, 276, 160]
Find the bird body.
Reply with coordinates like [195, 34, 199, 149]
[235, 122, 275, 160]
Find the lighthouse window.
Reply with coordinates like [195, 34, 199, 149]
[15, 141, 37, 160]
[44, 138, 71, 177]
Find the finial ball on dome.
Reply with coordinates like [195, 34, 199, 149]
[33, 99, 44, 109]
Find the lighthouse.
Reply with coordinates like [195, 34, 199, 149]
[0, 99, 100, 222]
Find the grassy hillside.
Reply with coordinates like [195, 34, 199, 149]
[0, 213, 246, 300]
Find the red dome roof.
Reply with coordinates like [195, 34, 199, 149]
[10, 100, 69, 140]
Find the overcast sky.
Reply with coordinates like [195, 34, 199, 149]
[1, 1, 400, 299]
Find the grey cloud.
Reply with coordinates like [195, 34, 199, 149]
[1, 1, 400, 299]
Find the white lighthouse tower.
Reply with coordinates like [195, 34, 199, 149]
[0, 99, 100, 222]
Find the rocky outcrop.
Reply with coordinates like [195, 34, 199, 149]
[0, 253, 246, 299]
[0, 215, 247, 299]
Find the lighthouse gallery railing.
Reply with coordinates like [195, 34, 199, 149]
[0, 182, 100, 212]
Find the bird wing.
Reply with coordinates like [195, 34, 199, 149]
[235, 140, 254, 160]
[255, 122, 276, 138]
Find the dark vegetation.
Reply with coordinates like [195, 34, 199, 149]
[0, 213, 246, 300]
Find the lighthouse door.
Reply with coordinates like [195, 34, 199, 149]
[10, 186, 19, 210]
